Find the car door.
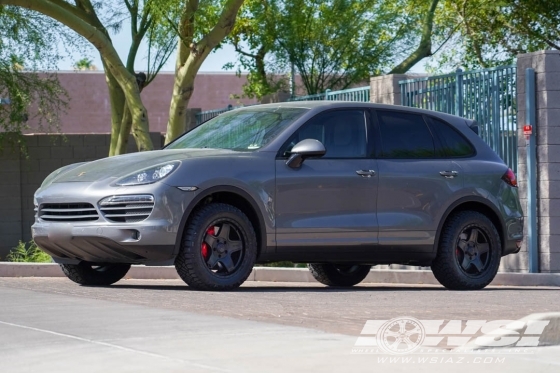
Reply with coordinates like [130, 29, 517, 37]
[373, 109, 464, 252]
[275, 109, 379, 257]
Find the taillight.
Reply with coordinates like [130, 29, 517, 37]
[502, 168, 517, 187]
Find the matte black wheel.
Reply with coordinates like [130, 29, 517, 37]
[431, 211, 501, 290]
[308, 263, 371, 287]
[60, 262, 130, 286]
[175, 203, 257, 291]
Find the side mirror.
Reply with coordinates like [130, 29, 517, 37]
[286, 139, 326, 168]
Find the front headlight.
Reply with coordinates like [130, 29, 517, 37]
[115, 161, 179, 186]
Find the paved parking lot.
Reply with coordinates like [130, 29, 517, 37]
[2, 278, 558, 335]
[1, 278, 559, 372]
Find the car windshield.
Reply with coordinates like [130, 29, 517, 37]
[166, 107, 307, 151]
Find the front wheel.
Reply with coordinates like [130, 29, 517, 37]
[60, 262, 130, 286]
[175, 203, 257, 291]
[431, 211, 501, 290]
[308, 263, 371, 287]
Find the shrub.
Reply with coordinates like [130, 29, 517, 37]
[7, 240, 52, 263]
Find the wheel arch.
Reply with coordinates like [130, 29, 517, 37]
[174, 186, 268, 260]
[435, 197, 506, 255]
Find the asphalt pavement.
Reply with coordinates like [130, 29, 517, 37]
[0, 278, 559, 372]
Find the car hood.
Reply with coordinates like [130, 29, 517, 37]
[53, 148, 239, 183]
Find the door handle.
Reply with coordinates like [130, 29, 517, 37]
[356, 170, 376, 177]
[439, 170, 459, 178]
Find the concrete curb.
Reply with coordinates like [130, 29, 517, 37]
[1, 263, 559, 286]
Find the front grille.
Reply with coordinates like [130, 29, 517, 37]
[39, 203, 99, 222]
[99, 195, 155, 223]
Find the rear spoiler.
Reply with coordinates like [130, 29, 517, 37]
[466, 120, 479, 135]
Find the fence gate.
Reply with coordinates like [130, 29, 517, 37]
[400, 66, 518, 172]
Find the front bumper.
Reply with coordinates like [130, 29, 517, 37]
[32, 221, 176, 264]
[32, 180, 195, 265]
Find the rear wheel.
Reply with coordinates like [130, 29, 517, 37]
[308, 263, 371, 287]
[431, 211, 501, 290]
[175, 203, 257, 291]
[60, 262, 130, 286]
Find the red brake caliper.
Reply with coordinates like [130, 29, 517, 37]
[201, 227, 214, 261]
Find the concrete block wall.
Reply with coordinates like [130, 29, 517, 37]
[500, 50, 560, 273]
[369, 74, 426, 105]
[0, 133, 164, 259]
[0, 145, 23, 260]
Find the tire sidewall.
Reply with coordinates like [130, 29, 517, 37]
[309, 263, 371, 287]
[178, 204, 257, 289]
[434, 212, 502, 290]
[61, 262, 130, 286]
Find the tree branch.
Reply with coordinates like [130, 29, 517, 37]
[389, 0, 440, 74]
[196, 0, 244, 60]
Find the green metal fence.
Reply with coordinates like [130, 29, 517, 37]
[400, 65, 518, 172]
[196, 86, 371, 125]
[288, 86, 370, 102]
[195, 105, 253, 126]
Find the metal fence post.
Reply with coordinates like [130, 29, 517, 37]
[525, 68, 538, 273]
[492, 71, 502, 154]
[455, 69, 464, 117]
[325, 89, 331, 100]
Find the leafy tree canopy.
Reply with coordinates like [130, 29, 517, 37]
[228, 0, 440, 97]
[427, 0, 560, 71]
[0, 5, 76, 149]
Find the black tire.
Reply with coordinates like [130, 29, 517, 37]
[308, 263, 371, 287]
[175, 203, 257, 291]
[431, 211, 501, 290]
[60, 262, 130, 286]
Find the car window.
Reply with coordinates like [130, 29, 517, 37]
[430, 118, 475, 157]
[167, 107, 307, 151]
[281, 110, 368, 158]
[377, 110, 435, 159]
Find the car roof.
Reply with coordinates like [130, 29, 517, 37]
[236, 101, 468, 124]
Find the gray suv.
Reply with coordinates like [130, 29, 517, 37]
[32, 102, 524, 291]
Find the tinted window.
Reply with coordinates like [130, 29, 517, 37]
[281, 110, 368, 158]
[430, 118, 475, 157]
[377, 111, 435, 158]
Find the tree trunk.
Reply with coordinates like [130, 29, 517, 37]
[0, 0, 154, 152]
[389, 0, 440, 74]
[164, 0, 245, 145]
[103, 58, 153, 152]
[165, 50, 197, 144]
[115, 103, 132, 155]
[105, 67, 126, 156]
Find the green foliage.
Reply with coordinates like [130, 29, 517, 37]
[228, 0, 428, 97]
[0, 5, 70, 150]
[73, 58, 96, 70]
[426, 0, 560, 71]
[6, 240, 52, 263]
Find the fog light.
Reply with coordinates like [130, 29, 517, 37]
[131, 230, 140, 240]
